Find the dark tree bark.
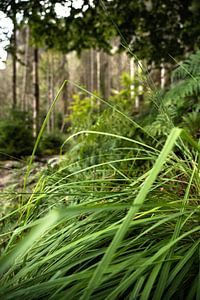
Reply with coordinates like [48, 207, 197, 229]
[22, 26, 30, 111]
[33, 47, 40, 136]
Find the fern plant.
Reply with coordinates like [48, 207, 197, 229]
[172, 50, 200, 80]
[146, 50, 200, 139]
[182, 110, 200, 137]
[166, 50, 200, 101]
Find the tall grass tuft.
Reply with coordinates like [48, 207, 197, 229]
[0, 61, 200, 299]
[0, 117, 199, 299]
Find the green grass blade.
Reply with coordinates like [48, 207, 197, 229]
[0, 210, 60, 275]
[107, 226, 200, 300]
[152, 152, 198, 300]
[80, 127, 182, 299]
[67, 80, 157, 140]
[129, 276, 146, 299]
[22, 81, 67, 206]
[141, 261, 163, 300]
[167, 241, 199, 287]
[60, 130, 158, 155]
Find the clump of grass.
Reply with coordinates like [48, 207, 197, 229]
[0, 62, 200, 300]
[0, 120, 199, 299]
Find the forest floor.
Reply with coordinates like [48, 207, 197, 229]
[0, 157, 57, 225]
[0, 161, 21, 190]
[0, 156, 60, 191]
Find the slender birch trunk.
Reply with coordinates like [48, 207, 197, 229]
[12, 9, 17, 109]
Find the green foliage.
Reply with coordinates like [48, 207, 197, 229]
[0, 0, 115, 54]
[182, 110, 200, 137]
[66, 91, 100, 132]
[144, 50, 200, 139]
[0, 110, 34, 159]
[166, 50, 200, 101]
[2, 0, 200, 64]
[39, 131, 67, 155]
[108, 0, 200, 64]
[110, 72, 142, 112]
[0, 127, 200, 299]
[64, 75, 143, 166]
[172, 50, 200, 80]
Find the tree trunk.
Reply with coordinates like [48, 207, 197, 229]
[117, 53, 122, 91]
[12, 12, 17, 109]
[60, 55, 70, 132]
[161, 63, 171, 88]
[96, 51, 100, 94]
[130, 58, 144, 112]
[46, 55, 50, 133]
[90, 49, 94, 92]
[130, 57, 135, 99]
[50, 53, 55, 131]
[149, 62, 162, 88]
[136, 60, 144, 111]
[62, 55, 69, 115]
[80, 50, 90, 90]
[101, 52, 110, 99]
[22, 26, 30, 111]
[33, 47, 40, 137]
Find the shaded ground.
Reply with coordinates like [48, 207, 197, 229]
[0, 157, 59, 249]
[0, 156, 60, 191]
[0, 161, 21, 190]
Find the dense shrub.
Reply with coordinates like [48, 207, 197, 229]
[64, 74, 151, 167]
[65, 91, 100, 132]
[39, 131, 67, 155]
[0, 110, 34, 159]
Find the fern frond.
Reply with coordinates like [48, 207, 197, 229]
[182, 110, 200, 137]
[172, 50, 200, 81]
[144, 113, 172, 138]
[165, 76, 200, 100]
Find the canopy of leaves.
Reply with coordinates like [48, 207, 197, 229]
[0, 0, 115, 53]
[102, 0, 200, 64]
[1, 0, 200, 62]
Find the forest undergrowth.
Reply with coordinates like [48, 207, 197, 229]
[0, 52, 200, 300]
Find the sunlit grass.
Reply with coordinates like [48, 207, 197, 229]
[0, 64, 200, 300]
[0, 120, 200, 299]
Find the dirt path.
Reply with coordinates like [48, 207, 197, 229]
[0, 156, 60, 191]
[0, 161, 20, 190]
